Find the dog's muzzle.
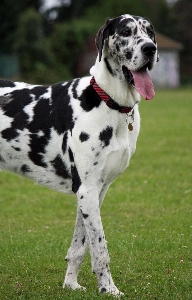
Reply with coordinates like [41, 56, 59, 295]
[121, 40, 157, 101]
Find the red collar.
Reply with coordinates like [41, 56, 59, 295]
[90, 77, 133, 113]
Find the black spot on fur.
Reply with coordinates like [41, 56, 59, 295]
[68, 148, 74, 162]
[71, 164, 81, 193]
[133, 27, 138, 35]
[78, 85, 102, 112]
[72, 79, 80, 99]
[122, 66, 134, 85]
[125, 50, 133, 60]
[104, 57, 115, 77]
[28, 130, 50, 167]
[112, 18, 134, 36]
[82, 212, 89, 219]
[27, 98, 51, 166]
[0, 155, 5, 162]
[94, 162, 98, 165]
[99, 126, 113, 147]
[27, 97, 51, 134]
[51, 155, 71, 179]
[99, 237, 102, 242]
[21, 164, 31, 173]
[13, 111, 29, 130]
[2, 110, 29, 142]
[11, 146, 21, 151]
[106, 17, 129, 37]
[82, 236, 86, 245]
[3, 89, 32, 118]
[62, 132, 68, 154]
[79, 132, 90, 142]
[0, 80, 16, 88]
[28, 142, 47, 167]
[30, 86, 49, 100]
[69, 148, 81, 193]
[51, 82, 74, 134]
[1, 128, 19, 142]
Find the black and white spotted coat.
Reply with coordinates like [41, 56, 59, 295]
[0, 14, 158, 296]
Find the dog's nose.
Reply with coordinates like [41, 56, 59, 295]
[142, 43, 156, 56]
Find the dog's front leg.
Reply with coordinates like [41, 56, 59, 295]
[77, 186, 123, 296]
[63, 205, 88, 290]
[63, 185, 111, 291]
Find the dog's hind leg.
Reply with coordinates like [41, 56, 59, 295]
[77, 185, 123, 296]
[63, 205, 89, 290]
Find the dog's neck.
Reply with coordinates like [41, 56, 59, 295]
[90, 55, 140, 108]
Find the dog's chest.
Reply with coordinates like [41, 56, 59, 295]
[102, 142, 129, 183]
[99, 111, 139, 184]
[105, 126, 134, 183]
[88, 118, 133, 184]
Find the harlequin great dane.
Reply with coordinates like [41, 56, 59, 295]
[0, 14, 158, 296]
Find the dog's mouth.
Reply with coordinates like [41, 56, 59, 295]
[122, 63, 155, 100]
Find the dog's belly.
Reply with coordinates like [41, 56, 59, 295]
[0, 161, 73, 195]
[27, 168, 73, 194]
[0, 151, 73, 194]
[0, 128, 73, 194]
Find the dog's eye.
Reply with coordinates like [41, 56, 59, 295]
[121, 29, 131, 37]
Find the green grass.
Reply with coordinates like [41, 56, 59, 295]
[0, 89, 192, 299]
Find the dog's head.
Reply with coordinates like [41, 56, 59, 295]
[95, 14, 159, 100]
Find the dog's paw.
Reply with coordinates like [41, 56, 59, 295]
[100, 286, 124, 297]
[63, 282, 86, 291]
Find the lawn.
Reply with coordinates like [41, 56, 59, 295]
[0, 89, 192, 299]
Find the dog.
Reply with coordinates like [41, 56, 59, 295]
[0, 14, 158, 296]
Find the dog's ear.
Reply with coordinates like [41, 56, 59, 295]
[95, 18, 113, 62]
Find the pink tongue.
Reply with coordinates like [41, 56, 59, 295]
[131, 68, 155, 100]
